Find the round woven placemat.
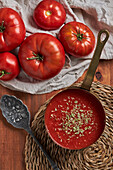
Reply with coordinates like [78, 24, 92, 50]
[25, 81, 113, 170]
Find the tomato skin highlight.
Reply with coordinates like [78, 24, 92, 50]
[0, 8, 26, 52]
[33, 0, 66, 30]
[58, 21, 95, 57]
[18, 33, 65, 80]
[0, 52, 20, 81]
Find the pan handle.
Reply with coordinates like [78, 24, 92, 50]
[81, 29, 109, 91]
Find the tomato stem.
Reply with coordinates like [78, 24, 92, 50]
[46, 10, 52, 16]
[27, 52, 43, 61]
[0, 70, 11, 78]
[0, 21, 5, 32]
[73, 33, 84, 41]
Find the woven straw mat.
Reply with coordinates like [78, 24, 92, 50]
[25, 81, 113, 170]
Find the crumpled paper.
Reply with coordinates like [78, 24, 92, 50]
[0, 0, 113, 94]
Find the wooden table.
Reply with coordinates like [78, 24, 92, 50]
[0, 59, 113, 170]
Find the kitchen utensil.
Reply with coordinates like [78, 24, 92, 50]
[45, 29, 109, 150]
[0, 95, 59, 170]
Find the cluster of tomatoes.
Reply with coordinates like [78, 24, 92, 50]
[0, 0, 95, 81]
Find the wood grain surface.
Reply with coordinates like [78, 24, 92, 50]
[0, 59, 113, 170]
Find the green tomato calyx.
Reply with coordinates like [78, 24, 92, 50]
[76, 33, 84, 41]
[46, 10, 52, 16]
[0, 21, 5, 32]
[73, 28, 87, 41]
[27, 52, 44, 61]
[0, 70, 11, 78]
[73, 32, 85, 41]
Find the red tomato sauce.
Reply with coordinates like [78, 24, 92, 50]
[45, 89, 105, 149]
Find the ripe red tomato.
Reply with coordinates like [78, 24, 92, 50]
[0, 52, 20, 81]
[0, 8, 26, 52]
[33, 0, 66, 30]
[58, 21, 95, 57]
[18, 33, 65, 80]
